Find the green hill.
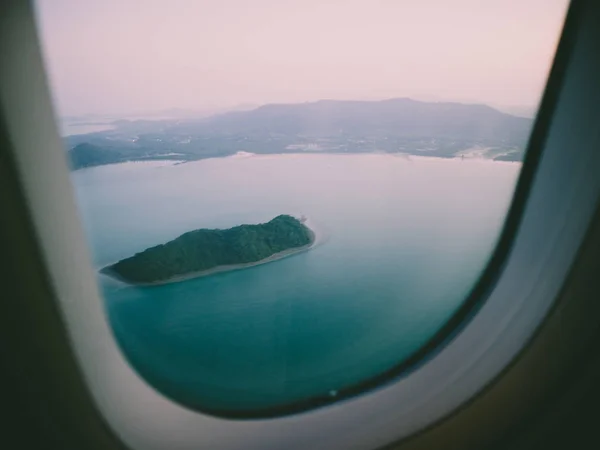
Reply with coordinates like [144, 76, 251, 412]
[101, 215, 314, 284]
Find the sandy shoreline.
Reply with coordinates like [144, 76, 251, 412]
[100, 221, 317, 287]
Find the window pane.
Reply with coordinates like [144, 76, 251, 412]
[35, 0, 569, 415]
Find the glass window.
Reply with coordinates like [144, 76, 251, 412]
[34, 0, 569, 416]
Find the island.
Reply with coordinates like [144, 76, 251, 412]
[100, 215, 315, 285]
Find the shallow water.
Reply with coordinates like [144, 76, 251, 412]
[72, 153, 520, 413]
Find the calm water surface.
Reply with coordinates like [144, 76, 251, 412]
[72, 153, 520, 413]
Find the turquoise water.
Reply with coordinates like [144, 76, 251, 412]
[72, 153, 520, 414]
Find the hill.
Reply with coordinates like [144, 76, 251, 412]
[101, 215, 314, 285]
[199, 98, 530, 144]
[67, 98, 533, 169]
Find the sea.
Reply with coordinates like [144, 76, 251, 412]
[71, 153, 520, 414]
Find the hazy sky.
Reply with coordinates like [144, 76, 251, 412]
[35, 0, 569, 117]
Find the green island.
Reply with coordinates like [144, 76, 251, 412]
[100, 215, 315, 285]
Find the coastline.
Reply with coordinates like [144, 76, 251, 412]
[78, 152, 523, 174]
[100, 221, 317, 287]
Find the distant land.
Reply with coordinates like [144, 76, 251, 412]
[101, 215, 315, 285]
[492, 104, 537, 119]
[65, 98, 532, 170]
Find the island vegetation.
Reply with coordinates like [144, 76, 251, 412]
[101, 215, 314, 285]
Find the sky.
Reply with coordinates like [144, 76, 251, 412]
[35, 0, 569, 117]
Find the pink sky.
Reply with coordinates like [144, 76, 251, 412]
[35, 0, 569, 116]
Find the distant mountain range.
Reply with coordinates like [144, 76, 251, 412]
[66, 98, 532, 170]
[197, 98, 530, 143]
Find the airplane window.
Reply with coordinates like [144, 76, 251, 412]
[33, 0, 569, 417]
